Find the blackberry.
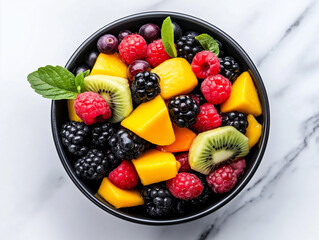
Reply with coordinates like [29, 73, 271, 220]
[60, 121, 91, 156]
[168, 95, 200, 128]
[74, 148, 108, 180]
[176, 35, 203, 63]
[109, 129, 150, 160]
[189, 173, 214, 206]
[131, 71, 161, 105]
[219, 56, 240, 82]
[215, 39, 224, 58]
[222, 111, 248, 134]
[143, 183, 175, 217]
[91, 122, 115, 148]
[105, 149, 122, 173]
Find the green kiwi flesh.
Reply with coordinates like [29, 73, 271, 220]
[84, 75, 133, 123]
[189, 126, 249, 175]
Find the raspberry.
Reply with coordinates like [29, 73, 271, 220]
[175, 152, 191, 172]
[118, 34, 147, 65]
[145, 39, 171, 67]
[74, 92, 111, 125]
[189, 94, 200, 105]
[230, 158, 246, 177]
[201, 75, 231, 104]
[166, 173, 204, 200]
[206, 165, 237, 194]
[108, 160, 139, 190]
[191, 51, 220, 79]
[192, 103, 221, 133]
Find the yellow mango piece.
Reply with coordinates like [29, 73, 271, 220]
[221, 71, 262, 116]
[67, 99, 82, 122]
[245, 114, 262, 148]
[91, 53, 127, 79]
[152, 58, 198, 99]
[121, 95, 175, 146]
[132, 149, 180, 185]
[97, 178, 144, 208]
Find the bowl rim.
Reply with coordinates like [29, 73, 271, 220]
[51, 11, 270, 225]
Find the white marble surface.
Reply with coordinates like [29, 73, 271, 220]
[1, 0, 319, 239]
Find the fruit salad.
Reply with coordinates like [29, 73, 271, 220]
[27, 17, 263, 218]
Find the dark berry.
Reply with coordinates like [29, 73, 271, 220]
[215, 40, 224, 58]
[138, 23, 160, 43]
[127, 60, 151, 81]
[108, 129, 151, 160]
[91, 122, 115, 148]
[131, 71, 161, 105]
[60, 121, 91, 156]
[118, 30, 132, 42]
[219, 56, 240, 82]
[176, 35, 203, 63]
[142, 183, 175, 217]
[172, 22, 182, 41]
[222, 111, 248, 134]
[168, 95, 200, 128]
[74, 148, 108, 180]
[97, 34, 118, 54]
[73, 65, 89, 76]
[188, 173, 214, 206]
[85, 50, 99, 68]
[105, 149, 122, 173]
[185, 31, 199, 38]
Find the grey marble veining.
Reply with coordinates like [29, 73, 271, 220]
[1, 0, 319, 239]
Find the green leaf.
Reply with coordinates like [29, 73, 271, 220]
[83, 69, 90, 77]
[74, 72, 85, 93]
[161, 17, 177, 58]
[27, 65, 79, 100]
[196, 34, 220, 56]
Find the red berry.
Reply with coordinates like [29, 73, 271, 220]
[191, 51, 220, 79]
[108, 160, 139, 190]
[145, 39, 171, 67]
[192, 103, 221, 133]
[206, 165, 237, 194]
[201, 74, 231, 104]
[230, 158, 246, 177]
[118, 34, 147, 65]
[74, 92, 111, 125]
[166, 173, 203, 200]
[175, 152, 191, 172]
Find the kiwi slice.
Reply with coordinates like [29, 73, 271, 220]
[84, 75, 133, 123]
[189, 126, 249, 175]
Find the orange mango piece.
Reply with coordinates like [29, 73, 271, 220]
[132, 149, 180, 185]
[157, 125, 196, 153]
[91, 53, 127, 79]
[67, 99, 82, 122]
[221, 71, 262, 116]
[152, 58, 198, 99]
[245, 114, 262, 148]
[121, 95, 175, 146]
[97, 178, 144, 208]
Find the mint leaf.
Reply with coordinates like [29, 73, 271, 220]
[196, 34, 220, 56]
[161, 17, 177, 58]
[27, 65, 79, 100]
[83, 69, 90, 77]
[74, 72, 85, 93]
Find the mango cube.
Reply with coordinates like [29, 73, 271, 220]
[245, 114, 262, 148]
[97, 178, 144, 208]
[132, 149, 180, 185]
[152, 58, 198, 99]
[91, 53, 128, 79]
[67, 99, 82, 122]
[121, 95, 175, 146]
[221, 71, 262, 116]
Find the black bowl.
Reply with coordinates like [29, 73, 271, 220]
[51, 11, 270, 225]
